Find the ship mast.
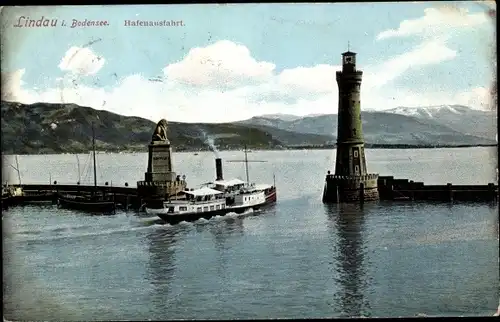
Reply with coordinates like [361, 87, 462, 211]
[244, 144, 250, 185]
[7, 155, 22, 185]
[76, 154, 81, 183]
[226, 145, 267, 187]
[14, 155, 21, 185]
[92, 122, 97, 189]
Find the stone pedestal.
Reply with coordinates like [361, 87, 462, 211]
[137, 140, 186, 199]
[145, 141, 176, 182]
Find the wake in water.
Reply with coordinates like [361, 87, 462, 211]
[10, 225, 156, 243]
[3, 210, 163, 243]
[162, 207, 257, 226]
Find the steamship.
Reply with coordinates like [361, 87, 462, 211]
[146, 149, 277, 224]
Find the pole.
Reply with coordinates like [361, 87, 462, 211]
[76, 154, 81, 183]
[15, 155, 21, 185]
[244, 144, 250, 186]
[92, 122, 97, 189]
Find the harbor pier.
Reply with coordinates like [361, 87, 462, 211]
[376, 176, 498, 202]
[2, 183, 143, 211]
[322, 174, 498, 203]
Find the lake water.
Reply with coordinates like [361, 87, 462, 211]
[2, 148, 499, 319]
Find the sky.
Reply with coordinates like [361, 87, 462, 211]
[0, 2, 496, 123]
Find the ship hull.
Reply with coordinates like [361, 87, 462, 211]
[1, 196, 10, 210]
[265, 187, 277, 203]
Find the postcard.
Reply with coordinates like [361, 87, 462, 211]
[1, 3, 498, 320]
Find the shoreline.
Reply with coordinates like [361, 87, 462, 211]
[2, 144, 497, 156]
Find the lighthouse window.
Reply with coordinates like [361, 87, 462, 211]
[355, 165, 360, 175]
[179, 206, 187, 211]
[216, 205, 220, 210]
[197, 207, 202, 212]
[204, 206, 208, 211]
[210, 205, 215, 211]
[354, 150, 358, 158]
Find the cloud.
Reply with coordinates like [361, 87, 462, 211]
[364, 40, 457, 89]
[454, 86, 493, 109]
[163, 40, 276, 88]
[3, 34, 491, 123]
[366, 86, 493, 111]
[58, 46, 105, 76]
[1, 69, 26, 101]
[376, 7, 488, 40]
[277, 64, 340, 94]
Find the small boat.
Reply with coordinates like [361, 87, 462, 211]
[58, 193, 116, 213]
[57, 122, 117, 214]
[194, 152, 199, 156]
[1, 184, 36, 209]
[1, 191, 10, 210]
[10, 191, 56, 206]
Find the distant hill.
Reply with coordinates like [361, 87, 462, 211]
[1, 100, 496, 154]
[0, 101, 332, 154]
[238, 107, 496, 146]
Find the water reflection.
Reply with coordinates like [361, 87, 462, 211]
[146, 225, 186, 307]
[211, 217, 245, 283]
[325, 203, 371, 317]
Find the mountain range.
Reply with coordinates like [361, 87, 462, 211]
[1, 100, 496, 154]
[240, 104, 497, 145]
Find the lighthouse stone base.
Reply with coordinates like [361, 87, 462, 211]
[322, 173, 379, 203]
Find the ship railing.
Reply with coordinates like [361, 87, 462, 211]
[137, 180, 187, 187]
[165, 198, 224, 205]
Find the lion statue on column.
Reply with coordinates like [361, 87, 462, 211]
[151, 119, 169, 142]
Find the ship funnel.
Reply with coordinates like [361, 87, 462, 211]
[215, 158, 223, 181]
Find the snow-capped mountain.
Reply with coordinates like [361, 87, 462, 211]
[258, 113, 303, 122]
[385, 105, 496, 140]
[386, 105, 481, 118]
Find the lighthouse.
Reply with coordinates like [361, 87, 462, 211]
[322, 50, 379, 203]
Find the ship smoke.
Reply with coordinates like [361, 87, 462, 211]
[198, 128, 220, 158]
